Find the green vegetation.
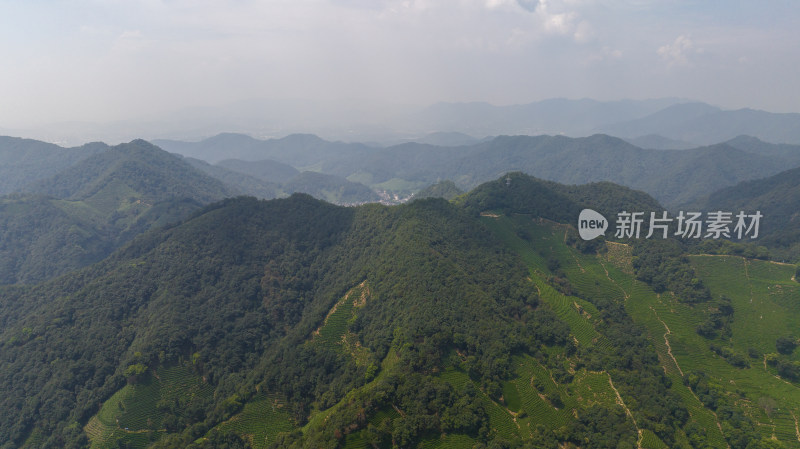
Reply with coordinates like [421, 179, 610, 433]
[693, 164, 800, 261]
[413, 180, 463, 201]
[85, 365, 213, 449]
[0, 140, 233, 285]
[1, 172, 800, 449]
[156, 132, 800, 208]
[282, 171, 379, 204]
[0, 137, 107, 195]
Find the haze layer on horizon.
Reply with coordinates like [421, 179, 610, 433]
[1, 0, 797, 133]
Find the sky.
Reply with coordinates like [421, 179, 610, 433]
[0, 0, 798, 130]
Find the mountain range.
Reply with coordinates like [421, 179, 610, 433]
[0, 140, 232, 284]
[3, 130, 799, 284]
[3, 95, 800, 449]
[2, 173, 799, 448]
[11, 98, 800, 147]
[156, 132, 800, 208]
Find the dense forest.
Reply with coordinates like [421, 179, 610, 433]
[1, 162, 799, 448]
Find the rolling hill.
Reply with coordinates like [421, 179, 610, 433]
[157, 133, 800, 208]
[153, 133, 376, 167]
[2, 174, 798, 448]
[26, 139, 236, 205]
[281, 171, 380, 204]
[215, 158, 300, 184]
[693, 165, 800, 260]
[0, 140, 235, 284]
[183, 157, 283, 200]
[413, 180, 464, 200]
[330, 134, 793, 207]
[0, 136, 107, 195]
[600, 104, 800, 145]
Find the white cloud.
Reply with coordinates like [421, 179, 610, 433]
[657, 34, 696, 67]
[532, 0, 588, 42]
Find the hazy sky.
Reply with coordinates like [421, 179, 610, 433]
[1, 0, 798, 128]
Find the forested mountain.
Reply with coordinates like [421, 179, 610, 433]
[215, 159, 300, 184]
[189, 157, 379, 204]
[3, 173, 798, 448]
[0, 140, 235, 285]
[623, 134, 696, 150]
[693, 165, 800, 259]
[414, 180, 463, 200]
[726, 135, 800, 162]
[183, 157, 283, 200]
[153, 133, 376, 166]
[158, 133, 800, 207]
[281, 171, 380, 204]
[0, 193, 542, 447]
[407, 131, 482, 147]
[25, 139, 236, 203]
[0, 136, 107, 195]
[328, 134, 794, 207]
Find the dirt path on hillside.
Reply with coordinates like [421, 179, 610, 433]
[743, 258, 756, 304]
[650, 306, 684, 377]
[606, 373, 643, 449]
[563, 230, 586, 272]
[597, 258, 630, 300]
[647, 306, 727, 442]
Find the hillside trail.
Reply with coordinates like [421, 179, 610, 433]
[597, 257, 630, 300]
[743, 258, 755, 304]
[649, 308, 727, 440]
[650, 306, 683, 377]
[761, 353, 795, 386]
[605, 373, 643, 449]
[563, 230, 585, 273]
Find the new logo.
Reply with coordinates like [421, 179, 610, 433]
[578, 209, 608, 241]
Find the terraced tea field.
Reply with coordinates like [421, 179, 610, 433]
[311, 281, 372, 364]
[482, 215, 800, 448]
[85, 364, 212, 449]
[212, 395, 294, 448]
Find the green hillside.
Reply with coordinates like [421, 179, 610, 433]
[282, 171, 380, 204]
[0, 140, 234, 284]
[0, 174, 798, 449]
[27, 139, 235, 206]
[0, 136, 107, 195]
[693, 165, 800, 261]
[216, 158, 300, 184]
[155, 132, 800, 207]
[413, 180, 463, 200]
[184, 157, 283, 200]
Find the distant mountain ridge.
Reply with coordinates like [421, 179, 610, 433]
[0, 140, 235, 284]
[9, 98, 800, 146]
[153, 132, 376, 166]
[692, 165, 800, 258]
[26, 139, 236, 204]
[158, 132, 800, 207]
[0, 136, 107, 195]
[409, 98, 684, 137]
[600, 104, 800, 145]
